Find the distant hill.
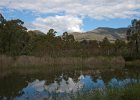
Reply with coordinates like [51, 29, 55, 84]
[28, 30, 45, 35]
[32, 30, 45, 35]
[70, 27, 128, 41]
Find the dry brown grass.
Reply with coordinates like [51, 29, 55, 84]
[126, 60, 140, 68]
[11, 56, 124, 68]
[0, 55, 14, 67]
[0, 55, 125, 68]
[0, 55, 125, 78]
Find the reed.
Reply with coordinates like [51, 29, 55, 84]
[12, 56, 125, 68]
[0, 55, 125, 77]
[72, 84, 140, 100]
[126, 60, 140, 68]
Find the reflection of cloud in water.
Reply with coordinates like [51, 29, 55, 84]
[14, 75, 139, 100]
[45, 81, 58, 93]
[109, 78, 138, 88]
[14, 79, 47, 100]
[28, 79, 45, 92]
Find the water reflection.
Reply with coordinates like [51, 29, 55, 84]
[109, 78, 138, 88]
[14, 74, 139, 100]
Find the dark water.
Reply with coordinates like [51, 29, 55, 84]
[0, 68, 140, 100]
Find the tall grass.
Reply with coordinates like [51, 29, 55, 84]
[0, 55, 15, 77]
[71, 84, 140, 100]
[126, 60, 140, 68]
[0, 55, 125, 77]
[0, 55, 125, 67]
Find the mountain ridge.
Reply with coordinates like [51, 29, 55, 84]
[70, 27, 128, 41]
[29, 27, 128, 42]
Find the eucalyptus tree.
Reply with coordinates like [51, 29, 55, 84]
[99, 37, 111, 55]
[0, 13, 30, 55]
[127, 19, 140, 54]
[0, 14, 6, 53]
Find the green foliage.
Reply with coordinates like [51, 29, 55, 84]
[114, 39, 126, 55]
[47, 29, 56, 37]
[0, 16, 30, 56]
[72, 84, 140, 100]
[127, 19, 140, 54]
[0, 14, 140, 59]
[0, 13, 6, 24]
[99, 37, 113, 55]
[62, 32, 75, 42]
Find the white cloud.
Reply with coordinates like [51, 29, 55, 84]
[0, 0, 140, 33]
[31, 15, 83, 33]
[0, 0, 140, 19]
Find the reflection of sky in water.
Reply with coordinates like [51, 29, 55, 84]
[13, 74, 139, 100]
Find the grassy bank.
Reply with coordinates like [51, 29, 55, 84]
[0, 55, 125, 67]
[0, 55, 125, 77]
[71, 84, 140, 100]
[125, 60, 140, 68]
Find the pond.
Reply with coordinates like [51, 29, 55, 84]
[0, 68, 140, 100]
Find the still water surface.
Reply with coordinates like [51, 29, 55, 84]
[0, 68, 139, 100]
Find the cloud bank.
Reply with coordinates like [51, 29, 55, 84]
[0, 0, 140, 33]
[32, 15, 83, 33]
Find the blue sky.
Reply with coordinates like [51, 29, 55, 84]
[0, 0, 140, 35]
[82, 17, 132, 31]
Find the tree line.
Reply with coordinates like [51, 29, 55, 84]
[0, 13, 140, 60]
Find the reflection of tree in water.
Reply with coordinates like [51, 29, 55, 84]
[0, 74, 28, 100]
[0, 69, 140, 100]
[14, 74, 139, 100]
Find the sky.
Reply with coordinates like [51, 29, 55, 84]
[0, 0, 140, 35]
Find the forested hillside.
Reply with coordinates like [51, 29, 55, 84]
[0, 13, 140, 60]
